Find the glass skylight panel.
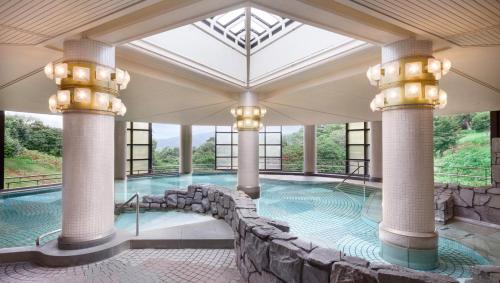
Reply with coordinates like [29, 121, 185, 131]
[252, 8, 279, 26]
[216, 8, 244, 26]
[251, 19, 266, 34]
[229, 20, 245, 35]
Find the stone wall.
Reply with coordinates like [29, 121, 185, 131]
[132, 184, 460, 283]
[435, 184, 500, 225]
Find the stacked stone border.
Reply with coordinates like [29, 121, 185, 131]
[434, 184, 500, 225]
[126, 184, 500, 283]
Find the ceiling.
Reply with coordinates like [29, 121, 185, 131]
[0, 0, 499, 126]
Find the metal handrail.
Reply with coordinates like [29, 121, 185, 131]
[333, 165, 366, 190]
[35, 228, 61, 247]
[115, 193, 140, 236]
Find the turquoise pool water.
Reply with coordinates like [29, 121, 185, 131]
[0, 174, 490, 278]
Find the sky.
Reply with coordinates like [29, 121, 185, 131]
[6, 111, 303, 137]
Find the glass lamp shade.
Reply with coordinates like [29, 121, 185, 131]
[386, 87, 402, 103]
[261, 108, 267, 116]
[370, 100, 376, 112]
[236, 108, 243, 116]
[96, 66, 111, 81]
[427, 58, 441, 74]
[115, 68, 125, 84]
[118, 105, 127, 116]
[405, 62, 422, 77]
[48, 94, 57, 113]
[54, 63, 68, 79]
[253, 108, 260, 116]
[44, 63, 54, 79]
[442, 59, 452, 75]
[74, 88, 91, 103]
[56, 90, 70, 106]
[425, 85, 439, 100]
[374, 93, 385, 108]
[383, 62, 399, 78]
[230, 108, 236, 116]
[404, 83, 421, 98]
[73, 66, 90, 82]
[111, 97, 123, 113]
[95, 92, 109, 110]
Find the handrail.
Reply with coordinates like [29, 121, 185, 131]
[35, 228, 62, 247]
[115, 193, 140, 236]
[333, 164, 366, 191]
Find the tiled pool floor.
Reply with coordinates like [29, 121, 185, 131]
[0, 174, 496, 279]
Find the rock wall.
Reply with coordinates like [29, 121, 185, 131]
[133, 184, 459, 283]
[435, 184, 500, 225]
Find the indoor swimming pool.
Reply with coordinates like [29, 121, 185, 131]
[0, 174, 490, 279]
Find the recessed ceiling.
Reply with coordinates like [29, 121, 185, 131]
[128, 6, 369, 88]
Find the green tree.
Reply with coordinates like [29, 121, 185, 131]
[471, 112, 489, 132]
[4, 129, 23, 157]
[434, 116, 461, 157]
[193, 137, 215, 166]
[317, 124, 346, 173]
[282, 128, 303, 171]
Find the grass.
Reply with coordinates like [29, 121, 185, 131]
[435, 130, 490, 186]
[4, 150, 62, 189]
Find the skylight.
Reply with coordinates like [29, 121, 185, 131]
[200, 7, 296, 50]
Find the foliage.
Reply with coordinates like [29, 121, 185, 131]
[316, 124, 346, 173]
[471, 112, 490, 132]
[193, 137, 215, 166]
[4, 129, 23, 158]
[282, 128, 303, 171]
[153, 145, 179, 167]
[433, 116, 461, 157]
[5, 116, 62, 157]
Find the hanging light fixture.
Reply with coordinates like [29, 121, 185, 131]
[230, 106, 266, 131]
[44, 60, 130, 116]
[367, 56, 451, 112]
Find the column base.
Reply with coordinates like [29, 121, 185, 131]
[237, 185, 260, 199]
[369, 176, 382, 182]
[379, 225, 438, 270]
[58, 230, 116, 250]
[303, 172, 315, 176]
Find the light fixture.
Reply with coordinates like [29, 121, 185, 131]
[367, 56, 450, 111]
[44, 59, 129, 116]
[230, 105, 266, 130]
[73, 66, 90, 82]
[74, 88, 91, 103]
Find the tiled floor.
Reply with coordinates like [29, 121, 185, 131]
[0, 249, 243, 283]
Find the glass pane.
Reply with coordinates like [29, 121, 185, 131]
[126, 161, 131, 174]
[259, 158, 265, 169]
[126, 145, 131, 159]
[216, 145, 231, 157]
[217, 8, 244, 26]
[126, 122, 131, 129]
[216, 158, 231, 169]
[133, 145, 149, 159]
[348, 122, 365, 130]
[252, 8, 279, 26]
[133, 131, 149, 144]
[266, 133, 281, 144]
[133, 160, 149, 172]
[266, 158, 281, 170]
[348, 145, 364, 159]
[217, 133, 232, 144]
[266, 145, 281, 157]
[232, 133, 238, 144]
[259, 145, 265, 157]
[266, 126, 281, 132]
[348, 164, 365, 175]
[232, 145, 238, 157]
[133, 122, 149, 130]
[216, 126, 232, 132]
[348, 131, 364, 144]
[259, 133, 265, 144]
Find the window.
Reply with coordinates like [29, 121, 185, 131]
[260, 126, 282, 171]
[346, 122, 370, 176]
[215, 126, 237, 170]
[127, 122, 152, 175]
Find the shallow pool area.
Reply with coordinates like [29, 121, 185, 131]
[0, 174, 492, 279]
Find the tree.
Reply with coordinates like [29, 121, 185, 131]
[4, 129, 23, 157]
[471, 112, 489, 132]
[282, 128, 304, 171]
[193, 137, 215, 166]
[434, 116, 461, 156]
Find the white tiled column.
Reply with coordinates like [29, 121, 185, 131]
[114, 121, 127, 180]
[378, 39, 438, 269]
[59, 39, 116, 249]
[180, 125, 193, 174]
[368, 121, 382, 181]
[237, 92, 260, 199]
[303, 125, 316, 175]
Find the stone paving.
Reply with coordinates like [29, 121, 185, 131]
[0, 249, 243, 283]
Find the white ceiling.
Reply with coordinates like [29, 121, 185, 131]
[0, 0, 499, 126]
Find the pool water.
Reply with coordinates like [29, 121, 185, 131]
[0, 174, 490, 278]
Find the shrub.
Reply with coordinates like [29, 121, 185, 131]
[471, 112, 489, 132]
[4, 130, 23, 157]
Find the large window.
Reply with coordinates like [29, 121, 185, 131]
[260, 126, 282, 171]
[152, 123, 179, 173]
[281, 126, 303, 172]
[316, 124, 346, 174]
[215, 126, 238, 170]
[346, 122, 370, 176]
[127, 122, 152, 175]
[192, 126, 216, 172]
[3, 111, 62, 189]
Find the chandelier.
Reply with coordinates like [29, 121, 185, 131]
[366, 56, 451, 112]
[230, 106, 266, 130]
[44, 60, 130, 116]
